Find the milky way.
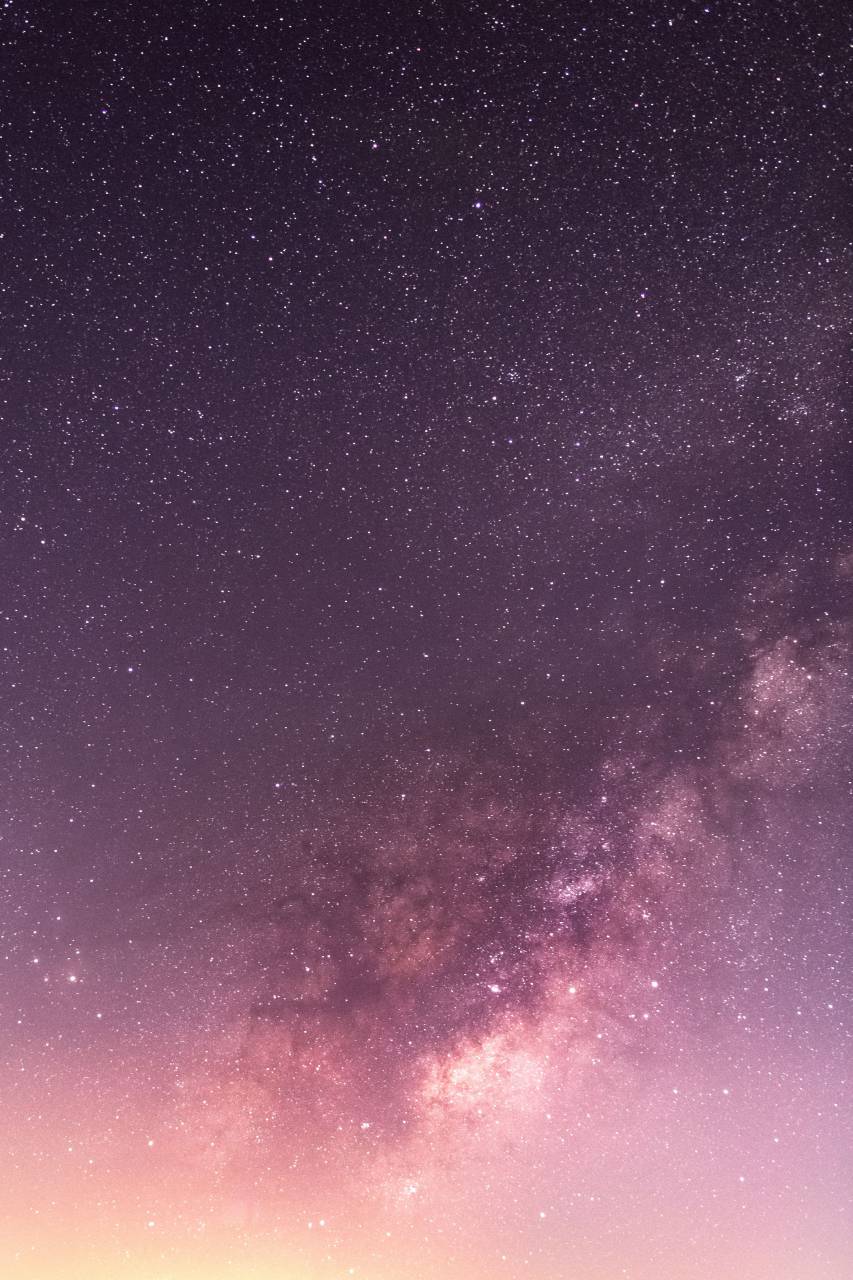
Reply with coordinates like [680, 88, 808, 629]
[1, 2, 851, 1278]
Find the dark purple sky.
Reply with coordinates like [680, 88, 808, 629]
[1, 4, 851, 1278]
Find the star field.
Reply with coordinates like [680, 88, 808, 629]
[1, 2, 851, 1278]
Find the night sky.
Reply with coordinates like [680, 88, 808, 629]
[2, 2, 852, 1277]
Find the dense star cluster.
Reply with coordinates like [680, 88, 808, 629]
[1, 2, 851, 1278]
